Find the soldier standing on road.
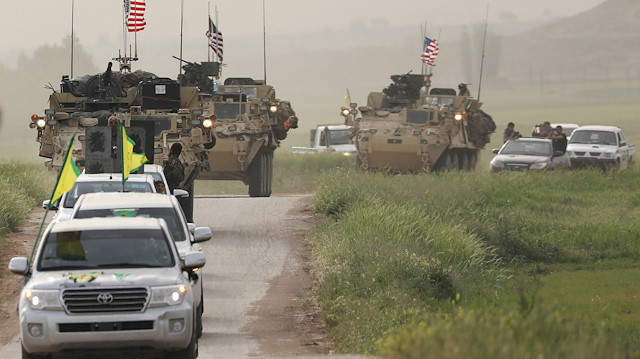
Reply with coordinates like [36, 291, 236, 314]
[165, 143, 184, 194]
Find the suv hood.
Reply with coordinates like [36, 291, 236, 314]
[567, 143, 616, 152]
[28, 268, 183, 290]
[494, 154, 550, 164]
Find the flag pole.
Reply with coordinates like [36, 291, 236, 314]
[120, 121, 126, 192]
[207, 2, 211, 62]
[179, 0, 184, 74]
[123, 1, 127, 60]
[215, 5, 220, 63]
[71, 0, 75, 78]
[477, 3, 489, 101]
[263, 0, 267, 83]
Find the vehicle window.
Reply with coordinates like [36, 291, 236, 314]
[38, 229, 174, 270]
[75, 208, 187, 242]
[501, 140, 551, 156]
[439, 97, 453, 106]
[424, 96, 438, 105]
[327, 130, 352, 145]
[63, 181, 153, 208]
[569, 130, 617, 145]
[214, 103, 246, 119]
[406, 110, 433, 125]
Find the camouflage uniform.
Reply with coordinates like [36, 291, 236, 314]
[165, 153, 184, 193]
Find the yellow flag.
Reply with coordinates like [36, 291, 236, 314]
[49, 137, 80, 205]
[121, 123, 148, 182]
[344, 89, 351, 106]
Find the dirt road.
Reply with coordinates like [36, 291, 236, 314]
[0, 195, 369, 358]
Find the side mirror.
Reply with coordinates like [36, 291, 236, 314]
[173, 189, 189, 198]
[9, 257, 29, 275]
[193, 227, 212, 243]
[187, 223, 196, 234]
[492, 149, 499, 154]
[182, 252, 206, 270]
[43, 200, 57, 210]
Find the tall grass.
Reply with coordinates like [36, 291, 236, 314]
[311, 165, 640, 356]
[0, 162, 53, 234]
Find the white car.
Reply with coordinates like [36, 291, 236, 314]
[9, 217, 205, 358]
[70, 192, 212, 338]
[43, 173, 156, 223]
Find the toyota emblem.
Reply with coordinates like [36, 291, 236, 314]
[96, 292, 114, 304]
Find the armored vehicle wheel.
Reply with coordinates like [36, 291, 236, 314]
[460, 152, 470, 171]
[248, 151, 273, 197]
[449, 152, 459, 171]
[468, 151, 477, 170]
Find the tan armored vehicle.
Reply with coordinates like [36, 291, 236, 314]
[193, 75, 298, 197]
[30, 59, 215, 220]
[352, 72, 495, 172]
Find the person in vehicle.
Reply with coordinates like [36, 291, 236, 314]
[503, 122, 522, 143]
[548, 125, 568, 153]
[154, 180, 166, 194]
[532, 121, 553, 138]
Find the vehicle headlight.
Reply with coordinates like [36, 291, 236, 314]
[149, 285, 188, 307]
[454, 113, 463, 121]
[602, 152, 614, 159]
[490, 159, 504, 168]
[530, 161, 549, 170]
[269, 105, 278, 113]
[24, 289, 61, 310]
[36, 119, 46, 129]
[202, 119, 213, 128]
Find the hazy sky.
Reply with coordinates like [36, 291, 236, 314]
[0, 0, 605, 68]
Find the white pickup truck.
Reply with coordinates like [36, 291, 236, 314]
[292, 124, 356, 155]
[566, 125, 635, 170]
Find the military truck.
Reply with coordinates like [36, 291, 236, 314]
[352, 72, 495, 172]
[189, 75, 298, 197]
[29, 59, 215, 221]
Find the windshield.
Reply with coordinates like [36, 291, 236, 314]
[327, 130, 352, 145]
[501, 140, 552, 156]
[423, 96, 454, 106]
[74, 208, 187, 242]
[569, 130, 617, 145]
[38, 229, 174, 271]
[63, 181, 153, 209]
[406, 110, 434, 125]
[214, 103, 246, 119]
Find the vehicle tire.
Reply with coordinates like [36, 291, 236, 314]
[196, 301, 203, 338]
[468, 151, 477, 170]
[440, 151, 452, 171]
[167, 331, 197, 359]
[21, 345, 49, 359]
[248, 151, 272, 197]
[460, 152, 470, 171]
[449, 152, 459, 171]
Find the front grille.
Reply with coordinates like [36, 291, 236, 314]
[575, 151, 586, 156]
[59, 321, 153, 333]
[506, 164, 528, 171]
[589, 152, 601, 156]
[62, 287, 148, 313]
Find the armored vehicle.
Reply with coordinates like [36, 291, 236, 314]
[192, 74, 298, 197]
[30, 59, 215, 221]
[351, 72, 495, 172]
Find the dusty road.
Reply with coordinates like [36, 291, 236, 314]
[0, 195, 369, 358]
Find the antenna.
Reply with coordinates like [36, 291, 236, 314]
[179, 0, 184, 74]
[263, 0, 267, 84]
[70, 0, 75, 78]
[477, 3, 490, 101]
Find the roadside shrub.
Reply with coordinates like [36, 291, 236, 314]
[0, 163, 53, 234]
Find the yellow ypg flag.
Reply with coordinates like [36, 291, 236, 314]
[344, 89, 351, 106]
[49, 137, 80, 206]
[121, 123, 148, 182]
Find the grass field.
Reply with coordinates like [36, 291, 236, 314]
[311, 166, 640, 357]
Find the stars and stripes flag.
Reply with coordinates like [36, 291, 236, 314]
[125, 0, 146, 32]
[421, 37, 439, 66]
[206, 17, 224, 61]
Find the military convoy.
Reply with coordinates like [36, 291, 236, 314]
[29, 56, 298, 214]
[349, 72, 495, 172]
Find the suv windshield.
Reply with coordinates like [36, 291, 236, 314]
[569, 130, 617, 146]
[501, 140, 551, 156]
[75, 208, 187, 242]
[327, 130, 352, 145]
[38, 229, 174, 271]
[63, 181, 153, 209]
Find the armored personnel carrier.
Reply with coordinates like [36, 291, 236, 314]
[29, 59, 215, 220]
[179, 61, 298, 197]
[351, 72, 495, 172]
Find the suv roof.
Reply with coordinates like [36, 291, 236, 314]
[74, 192, 177, 211]
[49, 216, 169, 232]
[574, 125, 621, 132]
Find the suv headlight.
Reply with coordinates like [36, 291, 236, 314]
[530, 161, 549, 170]
[24, 289, 61, 310]
[490, 159, 504, 168]
[149, 285, 188, 307]
[602, 152, 614, 159]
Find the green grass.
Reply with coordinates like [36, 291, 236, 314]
[311, 166, 640, 357]
[0, 162, 54, 254]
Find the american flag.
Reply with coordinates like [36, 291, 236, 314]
[206, 17, 224, 61]
[125, 0, 146, 33]
[421, 37, 439, 66]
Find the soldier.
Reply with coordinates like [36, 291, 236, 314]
[165, 143, 184, 193]
[458, 83, 471, 96]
